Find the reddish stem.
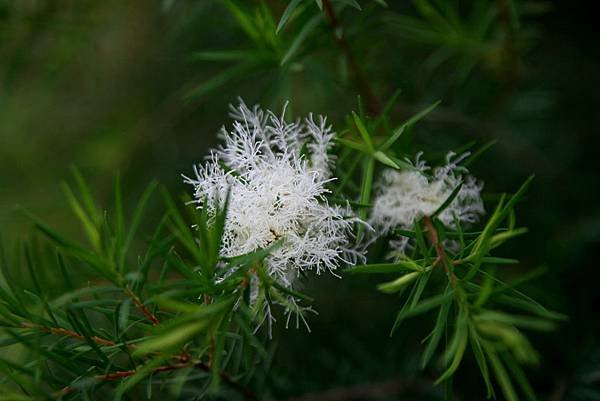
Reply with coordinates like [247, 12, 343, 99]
[422, 216, 458, 286]
[124, 287, 160, 326]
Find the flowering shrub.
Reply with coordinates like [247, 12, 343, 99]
[0, 98, 564, 400]
[182, 101, 367, 332]
[371, 151, 485, 252]
[0, 2, 566, 401]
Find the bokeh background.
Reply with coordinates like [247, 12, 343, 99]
[1, 0, 598, 400]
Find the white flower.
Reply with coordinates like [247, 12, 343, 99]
[184, 100, 363, 297]
[370, 152, 484, 251]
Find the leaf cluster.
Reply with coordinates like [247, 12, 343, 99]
[337, 98, 565, 401]
[0, 171, 306, 400]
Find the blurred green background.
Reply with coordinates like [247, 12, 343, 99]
[1, 0, 598, 400]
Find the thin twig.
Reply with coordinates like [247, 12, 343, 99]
[422, 216, 458, 287]
[93, 361, 258, 401]
[20, 322, 115, 346]
[124, 286, 160, 326]
[321, 0, 382, 116]
[23, 322, 259, 401]
[95, 362, 193, 381]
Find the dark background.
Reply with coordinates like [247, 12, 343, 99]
[1, 1, 598, 399]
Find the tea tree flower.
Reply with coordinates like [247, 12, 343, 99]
[185, 101, 363, 297]
[370, 152, 484, 250]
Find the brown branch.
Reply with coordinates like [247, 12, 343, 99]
[23, 322, 258, 400]
[64, 361, 259, 401]
[95, 362, 193, 381]
[22, 321, 192, 361]
[422, 216, 458, 287]
[20, 322, 116, 347]
[321, 0, 382, 116]
[124, 286, 160, 326]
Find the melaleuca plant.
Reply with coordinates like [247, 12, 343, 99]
[0, 1, 565, 400]
[183, 101, 366, 334]
[0, 98, 563, 401]
[338, 98, 566, 401]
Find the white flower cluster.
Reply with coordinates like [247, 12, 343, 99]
[370, 152, 484, 251]
[185, 100, 486, 328]
[185, 101, 363, 293]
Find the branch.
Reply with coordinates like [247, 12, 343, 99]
[94, 362, 192, 381]
[422, 216, 458, 287]
[23, 323, 258, 401]
[124, 286, 160, 326]
[321, 0, 382, 116]
[60, 361, 258, 401]
[20, 322, 115, 347]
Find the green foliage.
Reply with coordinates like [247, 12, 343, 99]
[345, 158, 565, 400]
[0, 172, 314, 399]
[0, 93, 564, 400]
[1, 0, 582, 400]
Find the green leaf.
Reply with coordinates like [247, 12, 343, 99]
[221, 239, 283, 267]
[134, 320, 210, 356]
[114, 356, 169, 397]
[379, 101, 440, 151]
[357, 157, 374, 239]
[119, 181, 157, 274]
[190, 49, 258, 62]
[474, 310, 557, 331]
[336, 0, 362, 10]
[62, 183, 100, 250]
[222, 0, 261, 43]
[421, 285, 452, 368]
[393, 290, 454, 330]
[480, 256, 519, 265]
[375, 89, 402, 128]
[161, 189, 204, 265]
[431, 183, 463, 219]
[346, 260, 422, 274]
[463, 140, 497, 168]
[501, 176, 535, 222]
[277, 0, 303, 33]
[488, 349, 519, 401]
[414, 219, 431, 264]
[502, 352, 539, 401]
[135, 297, 235, 356]
[336, 137, 368, 153]
[436, 305, 469, 384]
[280, 14, 322, 65]
[466, 176, 535, 280]
[70, 167, 101, 225]
[28, 213, 119, 283]
[373, 150, 401, 169]
[352, 112, 374, 151]
[186, 62, 257, 99]
[378, 271, 421, 294]
[496, 294, 566, 321]
[210, 331, 226, 391]
[469, 326, 495, 398]
[66, 310, 110, 365]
